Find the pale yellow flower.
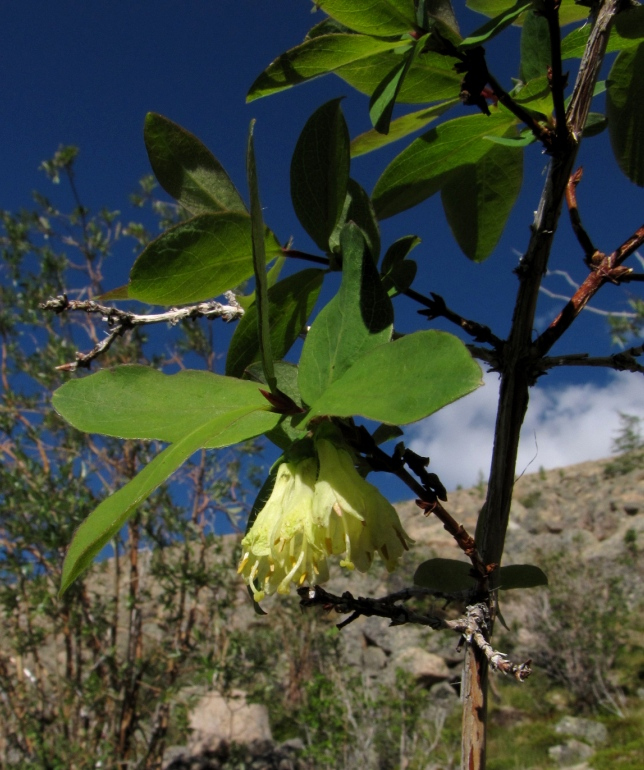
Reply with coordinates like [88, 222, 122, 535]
[238, 436, 413, 602]
[312, 438, 413, 573]
[237, 457, 329, 602]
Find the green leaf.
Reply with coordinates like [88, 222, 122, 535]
[305, 330, 483, 425]
[582, 112, 607, 138]
[246, 362, 309, 449]
[247, 120, 277, 394]
[513, 75, 553, 120]
[561, 5, 644, 59]
[484, 131, 536, 147]
[498, 564, 548, 590]
[52, 366, 280, 447]
[247, 35, 407, 102]
[520, 7, 551, 81]
[225, 269, 324, 378]
[380, 234, 421, 295]
[441, 138, 523, 261]
[127, 213, 282, 305]
[369, 36, 427, 134]
[236, 255, 285, 312]
[351, 99, 459, 157]
[316, 0, 417, 36]
[291, 99, 350, 252]
[144, 113, 247, 215]
[329, 179, 381, 260]
[414, 558, 476, 592]
[336, 48, 462, 104]
[459, 0, 533, 50]
[299, 223, 394, 406]
[467, 0, 588, 26]
[607, 43, 644, 186]
[372, 110, 517, 220]
[60, 407, 264, 594]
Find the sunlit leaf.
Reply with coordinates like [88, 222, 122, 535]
[467, 0, 588, 26]
[127, 213, 282, 305]
[53, 366, 279, 447]
[299, 223, 393, 406]
[144, 113, 247, 215]
[335, 48, 461, 104]
[351, 99, 458, 157]
[60, 407, 268, 594]
[316, 0, 417, 36]
[247, 34, 406, 102]
[305, 330, 483, 425]
[369, 36, 428, 134]
[459, 0, 533, 50]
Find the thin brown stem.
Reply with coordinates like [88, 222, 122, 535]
[566, 167, 599, 260]
[535, 224, 643, 355]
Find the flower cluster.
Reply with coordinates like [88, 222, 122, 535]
[238, 436, 413, 602]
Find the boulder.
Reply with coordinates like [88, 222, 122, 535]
[188, 690, 272, 755]
[391, 647, 450, 685]
[554, 716, 608, 746]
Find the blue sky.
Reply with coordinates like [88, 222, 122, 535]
[4, 1, 644, 496]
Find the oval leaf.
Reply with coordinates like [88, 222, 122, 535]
[441, 138, 523, 262]
[226, 269, 324, 378]
[53, 365, 279, 447]
[299, 223, 393, 406]
[336, 48, 461, 105]
[316, 0, 417, 37]
[128, 212, 282, 305]
[144, 113, 247, 215]
[372, 110, 517, 220]
[606, 43, 644, 187]
[247, 34, 406, 102]
[305, 330, 483, 425]
[60, 407, 263, 594]
[414, 558, 476, 592]
[498, 564, 548, 590]
[291, 99, 350, 252]
[329, 178, 381, 259]
[351, 99, 459, 157]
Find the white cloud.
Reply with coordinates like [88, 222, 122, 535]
[407, 371, 644, 491]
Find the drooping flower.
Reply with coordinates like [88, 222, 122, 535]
[238, 432, 413, 602]
[312, 438, 413, 573]
[237, 456, 328, 602]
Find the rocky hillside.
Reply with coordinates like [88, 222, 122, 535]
[163, 455, 644, 769]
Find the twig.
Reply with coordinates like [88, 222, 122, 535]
[543, 0, 569, 149]
[412, 291, 504, 348]
[342, 425, 488, 578]
[486, 72, 554, 150]
[539, 348, 644, 374]
[538, 286, 637, 317]
[40, 293, 244, 371]
[565, 168, 599, 261]
[535, 224, 644, 356]
[297, 587, 532, 681]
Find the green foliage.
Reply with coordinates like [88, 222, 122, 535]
[12, 1, 644, 766]
[0, 160, 260, 766]
[144, 112, 248, 215]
